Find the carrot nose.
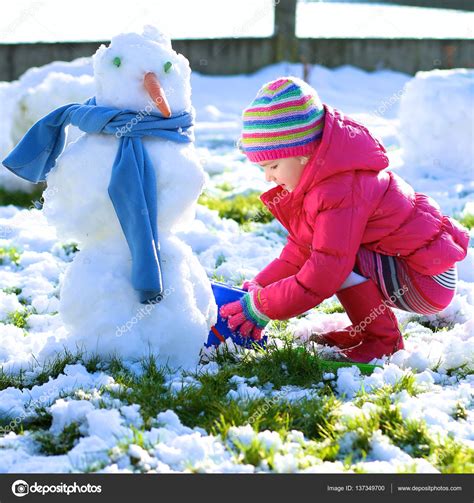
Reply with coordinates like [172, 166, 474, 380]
[144, 72, 171, 117]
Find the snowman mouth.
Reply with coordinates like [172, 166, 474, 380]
[144, 72, 171, 118]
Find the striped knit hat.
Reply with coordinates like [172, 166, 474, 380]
[239, 76, 325, 162]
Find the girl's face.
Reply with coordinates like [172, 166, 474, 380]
[258, 156, 309, 192]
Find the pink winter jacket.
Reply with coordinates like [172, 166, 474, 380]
[255, 104, 469, 320]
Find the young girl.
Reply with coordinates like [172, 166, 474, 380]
[220, 76, 470, 364]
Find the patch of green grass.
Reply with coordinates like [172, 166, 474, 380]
[106, 346, 340, 443]
[62, 242, 79, 256]
[215, 398, 342, 469]
[416, 320, 452, 332]
[107, 357, 176, 427]
[429, 434, 474, 473]
[106, 355, 130, 378]
[390, 373, 420, 396]
[35, 422, 82, 455]
[345, 380, 429, 461]
[318, 302, 345, 314]
[83, 354, 103, 374]
[0, 367, 26, 391]
[210, 400, 285, 439]
[79, 458, 110, 473]
[210, 273, 226, 283]
[215, 253, 227, 268]
[0, 246, 22, 266]
[266, 319, 290, 333]
[344, 408, 433, 463]
[264, 320, 294, 343]
[5, 309, 29, 329]
[171, 375, 235, 431]
[454, 213, 474, 230]
[199, 192, 273, 225]
[2, 286, 22, 296]
[0, 349, 103, 392]
[0, 184, 45, 208]
[214, 395, 341, 446]
[110, 425, 154, 463]
[378, 404, 432, 458]
[230, 435, 277, 469]
[199, 348, 336, 432]
[22, 406, 54, 433]
[0, 403, 54, 436]
[215, 182, 234, 192]
[209, 274, 246, 288]
[402, 315, 455, 335]
[451, 401, 468, 421]
[33, 349, 86, 386]
[107, 358, 237, 432]
[298, 436, 341, 466]
[445, 363, 474, 379]
[286, 395, 341, 443]
[341, 393, 474, 473]
[343, 416, 379, 462]
[2, 287, 29, 306]
[354, 373, 420, 405]
[232, 342, 325, 390]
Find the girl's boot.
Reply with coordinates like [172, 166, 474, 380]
[310, 278, 404, 362]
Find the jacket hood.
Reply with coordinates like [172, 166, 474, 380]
[261, 103, 389, 209]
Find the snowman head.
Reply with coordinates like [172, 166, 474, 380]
[93, 25, 191, 115]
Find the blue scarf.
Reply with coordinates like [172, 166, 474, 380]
[2, 97, 194, 304]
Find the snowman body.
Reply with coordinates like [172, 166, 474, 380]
[42, 27, 217, 369]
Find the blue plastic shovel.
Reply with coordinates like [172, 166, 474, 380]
[206, 281, 267, 349]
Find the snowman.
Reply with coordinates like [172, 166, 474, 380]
[5, 26, 217, 369]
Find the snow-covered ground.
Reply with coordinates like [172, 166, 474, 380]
[0, 57, 473, 473]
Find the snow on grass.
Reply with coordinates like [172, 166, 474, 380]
[0, 342, 472, 473]
[0, 157, 472, 473]
[0, 62, 473, 473]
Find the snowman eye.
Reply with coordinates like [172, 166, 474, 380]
[112, 57, 122, 68]
[163, 61, 172, 73]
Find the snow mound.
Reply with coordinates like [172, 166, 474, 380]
[398, 69, 474, 182]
